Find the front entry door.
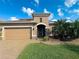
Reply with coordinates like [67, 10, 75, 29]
[37, 25, 46, 38]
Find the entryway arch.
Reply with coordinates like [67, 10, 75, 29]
[37, 24, 46, 38]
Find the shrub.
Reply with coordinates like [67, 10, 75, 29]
[42, 36, 49, 41]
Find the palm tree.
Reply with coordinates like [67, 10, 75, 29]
[72, 20, 79, 38]
[52, 18, 79, 41]
[52, 19, 73, 41]
[53, 19, 66, 40]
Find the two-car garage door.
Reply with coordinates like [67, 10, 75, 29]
[4, 27, 32, 40]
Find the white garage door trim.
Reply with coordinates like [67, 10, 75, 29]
[2, 26, 33, 40]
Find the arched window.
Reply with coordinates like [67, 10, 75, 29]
[40, 18, 42, 22]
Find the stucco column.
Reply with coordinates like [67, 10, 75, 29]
[32, 26, 37, 39]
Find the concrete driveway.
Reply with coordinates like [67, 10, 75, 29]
[0, 40, 38, 59]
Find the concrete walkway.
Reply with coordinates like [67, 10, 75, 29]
[0, 40, 39, 59]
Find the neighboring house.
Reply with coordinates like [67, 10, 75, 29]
[0, 13, 54, 40]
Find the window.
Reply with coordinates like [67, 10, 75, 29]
[0, 28, 2, 40]
[0, 28, 2, 36]
[40, 18, 42, 22]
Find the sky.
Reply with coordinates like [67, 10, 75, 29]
[0, 0, 79, 21]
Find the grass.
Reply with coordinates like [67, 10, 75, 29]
[18, 43, 79, 59]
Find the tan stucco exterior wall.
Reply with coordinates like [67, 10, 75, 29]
[0, 13, 54, 40]
[33, 17, 49, 26]
[32, 16, 50, 38]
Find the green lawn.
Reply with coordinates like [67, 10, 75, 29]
[18, 43, 79, 59]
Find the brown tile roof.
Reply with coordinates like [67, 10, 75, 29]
[0, 20, 5, 23]
[10, 19, 33, 23]
[0, 19, 36, 24]
[32, 13, 50, 17]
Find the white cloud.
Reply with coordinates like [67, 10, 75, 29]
[43, 8, 54, 20]
[73, 9, 79, 14]
[34, 0, 39, 5]
[66, 20, 72, 22]
[22, 7, 27, 13]
[66, 17, 71, 19]
[68, 9, 79, 15]
[9, 17, 19, 21]
[49, 13, 54, 20]
[52, 19, 57, 22]
[57, 8, 64, 16]
[64, 0, 78, 7]
[68, 10, 72, 13]
[44, 8, 50, 13]
[22, 7, 35, 16]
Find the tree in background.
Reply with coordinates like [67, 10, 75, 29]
[52, 19, 79, 41]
